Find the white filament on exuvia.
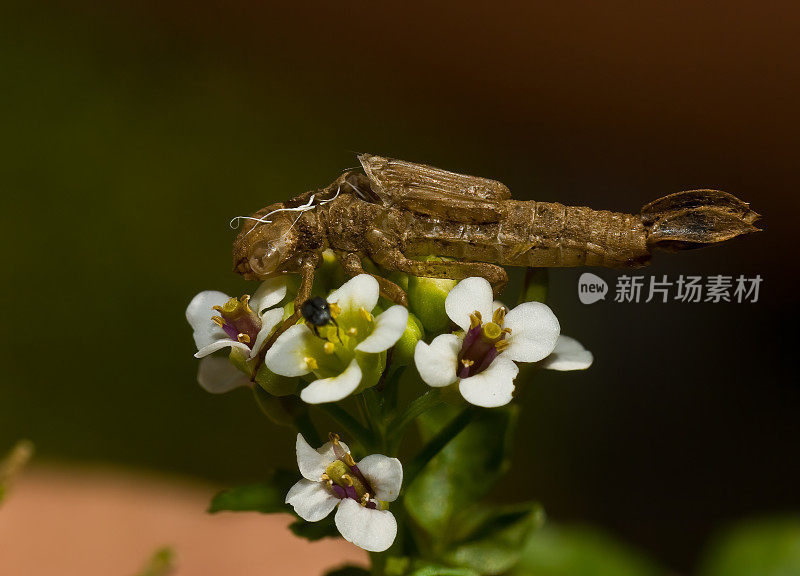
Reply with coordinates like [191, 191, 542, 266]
[229, 185, 343, 234]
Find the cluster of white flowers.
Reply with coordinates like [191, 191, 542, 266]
[187, 274, 591, 405]
[187, 272, 592, 552]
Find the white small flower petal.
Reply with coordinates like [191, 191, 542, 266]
[414, 334, 460, 388]
[186, 290, 230, 350]
[356, 454, 403, 502]
[459, 356, 519, 408]
[249, 307, 285, 359]
[250, 276, 288, 312]
[328, 274, 379, 313]
[542, 335, 594, 371]
[285, 479, 340, 522]
[295, 433, 350, 481]
[265, 324, 315, 377]
[445, 277, 494, 331]
[300, 358, 363, 404]
[196, 357, 251, 394]
[194, 338, 251, 358]
[334, 498, 397, 552]
[502, 301, 560, 363]
[356, 305, 409, 353]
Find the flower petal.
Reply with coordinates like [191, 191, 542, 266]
[265, 324, 315, 377]
[296, 433, 350, 481]
[328, 274, 379, 313]
[334, 498, 397, 552]
[356, 305, 409, 353]
[502, 301, 560, 363]
[251, 276, 288, 312]
[285, 479, 340, 522]
[414, 334, 460, 388]
[445, 277, 494, 331]
[195, 338, 250, 358]
[249, 308, 285, 359]
[300, 358, 362, 404]
[542, 335, 594, 371]
[196, 357, 251, 394]
[459, 356, 519, 408]
[356, 454, 403, 502]
[186, 290, 230, 350]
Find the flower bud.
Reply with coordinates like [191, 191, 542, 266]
[392, 313, 425, 366]
[408, 271, 457, 334]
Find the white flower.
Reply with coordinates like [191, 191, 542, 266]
[542, 335, 593, 371]
[265, 275, 408, 404]
[413, 277, 560, 408]
[286, 433, 402, 552]
[186, 277, 288, 393]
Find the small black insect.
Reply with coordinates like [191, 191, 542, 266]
[301, 296, 339, 338]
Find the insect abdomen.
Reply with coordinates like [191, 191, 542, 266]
[498, 201, 651, 268]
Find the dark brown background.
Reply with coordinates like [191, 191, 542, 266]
[2, 1, 797, 572]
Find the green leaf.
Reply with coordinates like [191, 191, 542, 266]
[443, 502, 545, 575]
[697, 517, 800, 576]
[324, 565, 371, 576]
[404, 404, 518, 545]
[289, 514, 340, 541]
[208, 470, 296, 514]
[509, 525, 665, 576]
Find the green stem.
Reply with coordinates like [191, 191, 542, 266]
[294, 410, 321, 446]
[387, 389, 443, 453]
[402, 406, 479, 491]
[315, 403, 372, 449]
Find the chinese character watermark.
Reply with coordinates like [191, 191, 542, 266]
[580, 274, 762, 304]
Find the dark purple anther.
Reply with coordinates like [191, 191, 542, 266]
[331, 484, 347, 499]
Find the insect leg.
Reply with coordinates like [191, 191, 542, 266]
[250, 254, 320, 379]
[337, 251, 409, 307]
[365, 231, 509, 296]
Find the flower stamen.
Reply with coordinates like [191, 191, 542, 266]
[237, 333, 251, 344]
[469, 312, 482, 329]
[323, 341, 335, 354]
[304, 357, 318, 370]
[359, 307, 373, 322]
[492, 306, 507, 325]
[240, 294, 253, 313]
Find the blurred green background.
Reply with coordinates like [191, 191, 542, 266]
[2, 1, 797, 573]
